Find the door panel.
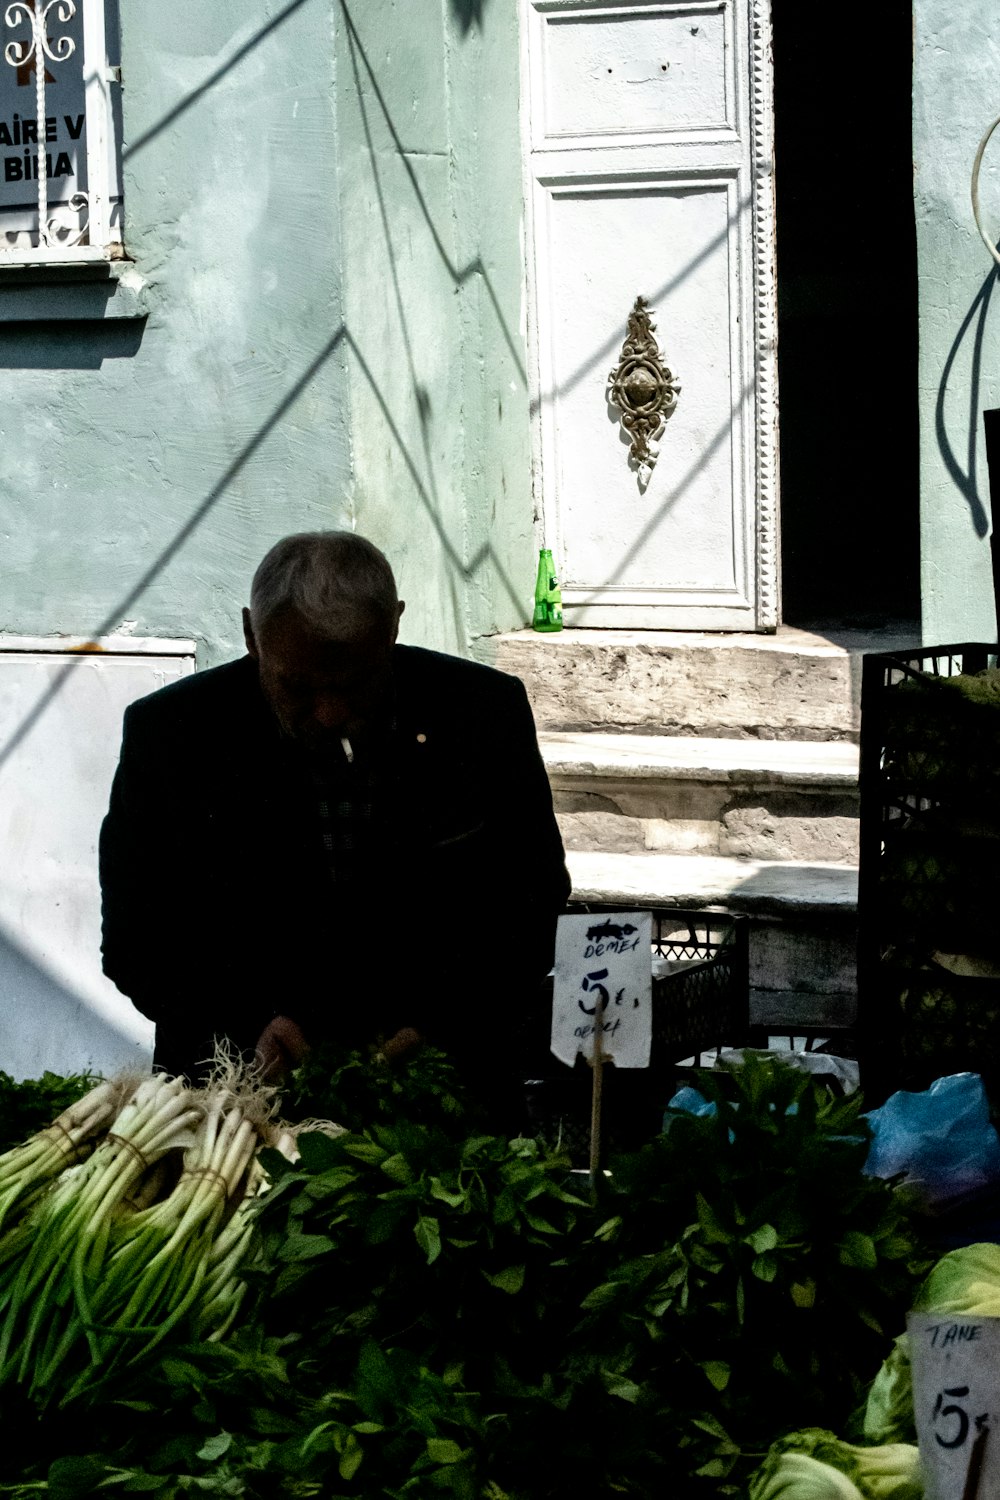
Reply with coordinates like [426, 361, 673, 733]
[540, 176, 748, 607]
[538, 4, 734, 140]
[522, 0, 778, 629]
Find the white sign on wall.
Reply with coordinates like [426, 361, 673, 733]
[0, 0, 122, 250]
[0, 643, 194, 1078]
[551, 911, 652, 1069]
[908, 1311, 1000, 1499]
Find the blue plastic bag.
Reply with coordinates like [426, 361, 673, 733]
[864, 1072, 1000, 1211]
[665, 1085, 717, 1120]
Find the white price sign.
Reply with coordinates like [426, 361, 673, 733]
[551, 911, 652, 1069]
[908, 1311, 1000, 1499]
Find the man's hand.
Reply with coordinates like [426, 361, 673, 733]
[255, 1014, 310, 1082]
[381, 1026, 423, 1061]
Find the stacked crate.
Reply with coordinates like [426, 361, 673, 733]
[857, 645, 1000, 1103]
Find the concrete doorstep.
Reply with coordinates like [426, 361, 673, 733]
[542, 728, 860, 865]
[565, 850, 858, 920]
[541, 732, 860, 787]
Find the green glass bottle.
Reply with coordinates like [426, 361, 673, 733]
[532, 548, 563, 632]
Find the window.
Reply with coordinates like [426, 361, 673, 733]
[0, 0, 123, 264]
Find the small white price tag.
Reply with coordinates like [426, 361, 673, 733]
[550, 911, 653, 1069]
[908, 1311, 1000, 1499]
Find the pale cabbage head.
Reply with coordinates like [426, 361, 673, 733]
[863, 1242, 1000, 1447]
[749, 1428, 923, 1500]
[749, 1450, 865, 1499]
[863, 1335, 914, 1445]
[913, 1242, 1000, 1317]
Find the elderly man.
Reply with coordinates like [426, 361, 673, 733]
[99, 532, 570, 1118]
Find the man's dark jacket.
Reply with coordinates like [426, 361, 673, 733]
[99, 645, 570, 1081]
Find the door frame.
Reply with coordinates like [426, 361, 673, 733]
[518, 0, 780, 631]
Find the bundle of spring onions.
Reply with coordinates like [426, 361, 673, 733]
[0, 1058, 319, 1408]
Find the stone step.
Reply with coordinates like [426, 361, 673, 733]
[542, 731, 860, 863]
[491, 622, 921, 740]
[565, 849, 859, 1033]
[485, 624, 906, 1036]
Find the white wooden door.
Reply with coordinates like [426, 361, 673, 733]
[521, 0, 778, 630]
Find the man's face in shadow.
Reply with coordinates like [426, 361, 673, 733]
[243, 602, 403, 751]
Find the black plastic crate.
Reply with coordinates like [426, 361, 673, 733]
[857, 643, 1000, 1103]
[524, 904, 749, 1161]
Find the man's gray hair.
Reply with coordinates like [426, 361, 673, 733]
[249, 532, 399, 638]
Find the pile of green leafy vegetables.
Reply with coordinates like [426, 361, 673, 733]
[0, 1049, 931, 1499]
[0, 1068, 95, 1155]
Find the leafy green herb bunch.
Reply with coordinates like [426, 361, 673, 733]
[286, 1041, 476, 1136]
[0, 1069, 96, 1155]
[252, 1116, 587, 1368]
[567, 1054, 932, 1495]
[0, 1051, 936, 1500]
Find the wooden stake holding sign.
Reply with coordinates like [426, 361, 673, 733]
[551, 912, 653, 1184]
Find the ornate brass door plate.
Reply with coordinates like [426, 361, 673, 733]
[607, 296, 681, 486]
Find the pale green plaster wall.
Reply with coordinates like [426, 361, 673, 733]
[334, 0, 534, 659]
[0, 0, 532, 1077]
[0, 0, 532, 667]
[0, 0, 357, 668]
[914, 1, 1000, 643]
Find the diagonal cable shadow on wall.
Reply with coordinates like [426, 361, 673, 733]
[342, 17, 464, 643]
[571, 385, 753, 606]
[342, 0, 741, 417]
[0, 328, 348, 774]
[122, 0, 313, 162]
[0, 1, 760, 768]
[936, 263, 999, 540]
[120, 0, 522, 400]
[111, 0, 740, 626]
[339, 0, 540, 629]
[529, 205, 746, 416]
[344, 333, 517, 606]
[116, 0, 741, 479]
[339, 0, 527, 388]
[0, 254, 747, 771]
[0, 318, 529, 775]
[108, 0, 530, 640]
[339, 1, 741, 615]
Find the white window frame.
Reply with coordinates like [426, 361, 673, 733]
[0, 0, 121, 265]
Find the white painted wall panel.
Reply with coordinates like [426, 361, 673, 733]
[540, 177, 747, 602]
[0, 645, 194, 1079]
[538, 4, 732, 140]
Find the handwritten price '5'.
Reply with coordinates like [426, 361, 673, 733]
[933, 1386, 989, 1450]
[577, 970, 639, 1016]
